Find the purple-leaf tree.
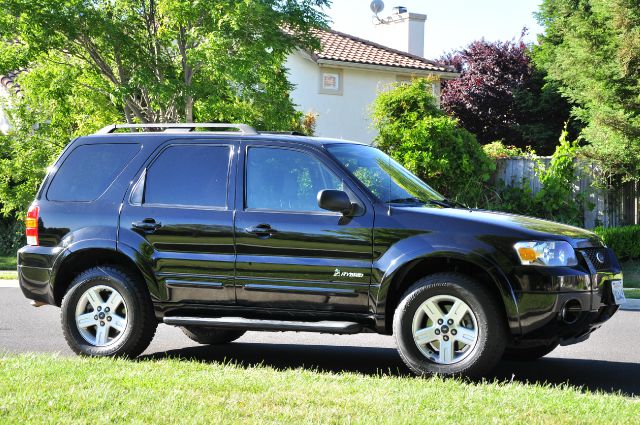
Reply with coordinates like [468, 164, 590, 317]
[440, 37, 532, 147]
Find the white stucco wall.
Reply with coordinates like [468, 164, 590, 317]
[286, 52, 440, 143]
[0, 86, 11, 134]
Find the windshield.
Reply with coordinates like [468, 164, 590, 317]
[325, 144, 444, 205]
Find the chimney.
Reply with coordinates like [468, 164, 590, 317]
[373, 6, 427, 57]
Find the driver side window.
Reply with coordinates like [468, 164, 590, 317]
[245, 147, 342, 212]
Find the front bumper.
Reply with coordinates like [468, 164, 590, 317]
[509, 247, 623, 346]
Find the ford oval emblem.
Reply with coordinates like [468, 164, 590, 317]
[595, 252, 605, 264]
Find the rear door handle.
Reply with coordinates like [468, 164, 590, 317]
[245, 224, 277, 238]
[132, 219, 162, 233]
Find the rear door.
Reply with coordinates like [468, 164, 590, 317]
[233, 141, 375, 312]
[119, 140, 237, 305]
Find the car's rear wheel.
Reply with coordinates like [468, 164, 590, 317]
[393, 273, 507, 378]
[61, 266, 157, 357]
[181, 327, 246, 345]
[503, 342, 559, 361]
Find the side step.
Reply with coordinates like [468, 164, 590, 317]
[163, 316, 363, 334]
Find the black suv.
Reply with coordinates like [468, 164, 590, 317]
[18, 123, 625, 377]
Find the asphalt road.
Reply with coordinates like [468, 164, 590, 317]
[2, 286, 639, 396]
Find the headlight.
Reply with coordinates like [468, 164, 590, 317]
[514, 241, 578, 266]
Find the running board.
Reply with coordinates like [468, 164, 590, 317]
[163, 316, 363, 334]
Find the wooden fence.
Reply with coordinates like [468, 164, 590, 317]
[493, 157, 640, 228]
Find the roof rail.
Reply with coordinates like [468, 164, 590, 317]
[261, 131, 307, 136]
[95, 123, 258, 135]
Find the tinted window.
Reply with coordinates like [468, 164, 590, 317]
[145, 145, 230, 208]
[246, 147, 342, 211]
[47, 143, 139, 202]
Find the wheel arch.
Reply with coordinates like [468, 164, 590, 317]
[52, 246, 158, 306]
[376, 253, 520, 335]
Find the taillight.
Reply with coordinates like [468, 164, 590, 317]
[25, 205, 39, 246]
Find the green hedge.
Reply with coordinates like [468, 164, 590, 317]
[594, 225, 640, 261]
[0, 218, 24, 255]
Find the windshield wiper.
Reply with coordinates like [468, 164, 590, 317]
[387, 197, 426, 204]
[427, 198, 469, 209]
[387, 197, 469, 209]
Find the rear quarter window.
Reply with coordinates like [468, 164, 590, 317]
[47, 143, 139, 202]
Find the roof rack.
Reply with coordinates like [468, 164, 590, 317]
[261, 131, 307, 136]
[95, 123, 258, 135]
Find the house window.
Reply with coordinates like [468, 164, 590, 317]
[319, 68, 343, 95]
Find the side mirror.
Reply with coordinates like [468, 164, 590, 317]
[317, 189, 353, 215]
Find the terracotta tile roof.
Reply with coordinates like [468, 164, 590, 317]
[0, 69, 24, 96]
[311, 28, 455, 73]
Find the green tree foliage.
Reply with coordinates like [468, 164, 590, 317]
[536, 0, 640, 180]
[0, 1, 329, 217]
[0, 58, 121, 215]
[372, 79, 495, 206]
[0, 0, 328, 126]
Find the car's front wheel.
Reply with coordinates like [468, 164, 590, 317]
[61, 266, 157, 357]
[393, 273, 507, 378]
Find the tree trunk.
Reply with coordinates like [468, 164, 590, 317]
[185, 95, 193, 123]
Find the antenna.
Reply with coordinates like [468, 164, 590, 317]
[370, 0, 385, 20]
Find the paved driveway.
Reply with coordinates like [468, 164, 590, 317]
[1, 286, 639, 396]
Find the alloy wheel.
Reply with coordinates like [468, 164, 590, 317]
[411, 294, 479, 365]
[74, 285, 129, 347]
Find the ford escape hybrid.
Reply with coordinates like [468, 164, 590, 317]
[18, 123, 625, 377]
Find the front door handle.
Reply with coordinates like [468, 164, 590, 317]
[132, 218, 162, 233]
[245, 224, 277, 238]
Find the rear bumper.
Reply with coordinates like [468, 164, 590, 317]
[17, 245, 57, 305]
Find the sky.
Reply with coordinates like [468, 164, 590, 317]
[323, 0, 544, 59]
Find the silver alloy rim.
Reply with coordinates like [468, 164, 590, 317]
[411, 295, 479, 365]
[75, 285, 128, 347]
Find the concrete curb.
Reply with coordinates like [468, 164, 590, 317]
[621, 298, 640, 312]
[0, 280, 18, 288]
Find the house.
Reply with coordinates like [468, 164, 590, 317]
[286, 7, 458, 143]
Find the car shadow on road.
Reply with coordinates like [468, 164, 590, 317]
[140, 342, 640, 396]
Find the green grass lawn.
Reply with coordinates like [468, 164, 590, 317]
[0, 354, 638, 424]
[0, 271, 17, 280]
[0, 255, 16, 271]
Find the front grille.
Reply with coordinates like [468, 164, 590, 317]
[579, 248, 611, 272]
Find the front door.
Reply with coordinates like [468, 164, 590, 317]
[233, 142, 374, 312]
[119, 141, 237, 305]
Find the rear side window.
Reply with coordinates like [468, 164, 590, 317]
[144, 145, 230, 208]
[47, 143, 139, 202]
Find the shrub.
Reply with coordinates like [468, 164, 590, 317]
[483, 141, 536, 159]
[533, 128, 590, 225]
[486, 127, 592, 226]
[594, 225, 640, 261]
[0, 218, 24, 255]
[372, 79, 494, 206]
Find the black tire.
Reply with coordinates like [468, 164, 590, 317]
[61, 266, 157, 357]
[181, 327, 246, 345]
[393, 272, 507, 378]
[503, 342, 559, 361]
